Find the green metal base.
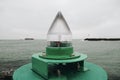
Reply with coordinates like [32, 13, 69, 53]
[13, 62, 108, 80]
[32, 53, 87, 79]
[39, 52, 81, 59]
[46, 47, 74, 59]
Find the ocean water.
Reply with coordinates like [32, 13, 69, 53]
[0, 39, 120, 80]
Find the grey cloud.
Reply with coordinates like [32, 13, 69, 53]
[0, 0, 120, 39]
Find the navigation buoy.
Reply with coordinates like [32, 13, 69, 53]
[13, 12, 108, 80]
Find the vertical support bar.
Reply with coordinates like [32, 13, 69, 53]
[32, 56, 48, 79]
[79, 60, 84, 71]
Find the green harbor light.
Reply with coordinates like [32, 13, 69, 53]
[13, 12, 108, 80]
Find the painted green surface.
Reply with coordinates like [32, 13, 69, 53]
[32, 53, 87, 79]
[32, 56, 48, 79]
[46, 47, 73, 59]
[39, 52, 80, 59]
[32, 53, 87, 63]
[13, 62, 107, 80]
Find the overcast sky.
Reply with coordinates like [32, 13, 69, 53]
[0, 0, 120, 39]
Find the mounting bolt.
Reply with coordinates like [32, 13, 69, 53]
[77, 62, 80, 71]
[57, 69, 61, 77]
[42, 53, 46, 56]
[71, 54, 75, 57]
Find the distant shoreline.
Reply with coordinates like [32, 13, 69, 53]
[24, 38, 34, 40]
[84, 38, 120, 41]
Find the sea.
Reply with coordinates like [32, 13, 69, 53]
[0, 39, 120, 80]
